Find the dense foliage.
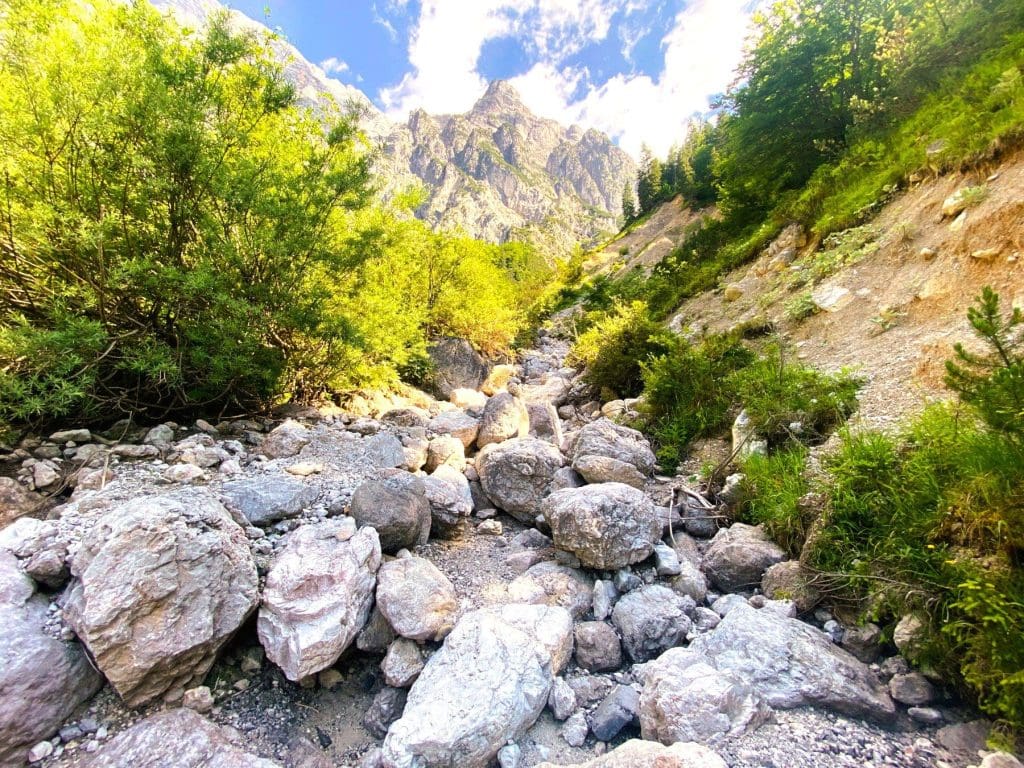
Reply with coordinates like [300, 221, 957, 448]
[0, 0, 547, 433]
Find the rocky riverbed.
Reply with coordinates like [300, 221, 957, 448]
[0, 334, 1017, 768]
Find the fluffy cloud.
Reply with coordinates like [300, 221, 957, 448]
[319, 57, 350, 75]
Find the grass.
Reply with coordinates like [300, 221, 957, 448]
[740, 445, 811, 557]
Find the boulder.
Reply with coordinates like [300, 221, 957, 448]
[477, 393, 530, 448]
[64, 489, 259, 706]
[381, 408, 430, 429]
[219, 474, 318, 527]
[679, 603, 895, 721]
[527, 402, 563, 447]
[761, 560, 821, 613]
[702, 523, 786, 592]
[259, 420, 311, 459]
[376, 556, 458, 642]
[422, 466, 473, 538]
[570, 419, 655, 478]
[574, 621, 622, 672]
[535, 740, 726, 768]
[381, 604, 572, 768]
[0, 477, 41, 530]
[508, 562, 593, 619]
[573, 455, 646, 488]
[450, 388, 488, 412]
[425, 436, 466, 472]
[640, 652, 769, 744]
[258, 522, 380, 681]
[477, 439, 564, 524]
[611, 585, 693, 663]
[428, 411, 480, 449]
[0, 516, 68, 589]
[362, 434, 407, 469]
[0, 551, 102, 767]
[542, 483, 659, 570]
[349, 472, 431, 554]
[382, 638, 425, 688]
[427, 338, 489, 399]
[363, 687, 408, 739]
[589, 685, 640, 741]
[481, 364, 516, 396]
[84, 708, 280, 768]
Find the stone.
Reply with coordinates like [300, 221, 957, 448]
[678, 603, 895, 721]
[894, 613, 928, 658]
[84, 709, 280, 767]
[640, 652, 769, 744]
[574, 621, 622, 672]
[477, 438, 564, 524]
[258, 522, 380, 681]
[163, 463, 205, 484]
[477, 393, 530, 448]
[349, 472, 431, 554]
[498, 744, 522, 768]
[450, 388, 488, 412]
[357, 606, 396, 653]
[573, 455, 646, 488]
[761, 560, 821, 613]
[285, 462, 323, 477]
[481, 364, 516, 396]
[182, 686, 214, 713]
[724, 284, 744, 301]
[259, 420, 311, 459]
[543, 483, 659, 570]
[889, 672, 937, 706]
[561, 712, 589, 747]
[427, 338, 489, 399]
[536, 740, 727, 768]
[0, 517, 68, 589]
[0, 551, 102, 767]
[527, 402, 563, 447]
[428, 410, 480, 449]
[589, 684, 639, 741]
[27, 742, 53, 763]
[681, 499, 719, 538]
[382, 638, 425, 688]
[422, 466, 473, 538]
[841, 623, 883, 664]
[376, 556, 458, 642]
[219, 474, 318, 527]
[552, 466, 585, 491]
[363, 687, 408, 739]
[670, 557, 708, 604]
[942, 188, 974, 218]
[693, 607, 721, 632]
[381, 604, 572, 768]
[144, 423, 175, 446]
[64, 489, 258, 706]
[611, 585, 693, 663]
[936, 720, 990, 754]
[425, 436, 466, 472]
[613, 568, 642, 593]
[478, 519, 503, 535]
[32, 461, 61, 489]
[592, 580, 618, 621]
[381, 408, 430, 429]
[652, 542, 681, 576]
[702, 523, 786, 592]
[907, 707, 943, 725]
[508, 561, 593, 619]
[0, 478, 41, 529]
[548, 677, 577, 720]
[318, 669, 343, 689]
[981, 753, 1024, 768]
[570, 419, 655, 478]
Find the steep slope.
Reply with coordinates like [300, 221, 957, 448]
[148, 1, 635, 253]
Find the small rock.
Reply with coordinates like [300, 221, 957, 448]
[652, 542, 681, 577]
[889, 672, 937, 706]
[936, 719, 990, 754]
[497, 744, 522, 768]
[478, 520, 503, 536]
[182, 686, 214, 713]
[841, 623, 882, 663]
[980, 753, 1024, 768]
[548, 678, 577, 721]
[318, 669, 343, 689]
[589, 685, 639, 742]
[285, 462, 323, 477]
[28, 741, 54, 763]
[908, 707, 943, 725]
[382, 638, 425, 688]
[592, 580, 618, 620]
[561, 712, 588, 747]
[363, 687, 408, 739]
[574, 622, 623, 673]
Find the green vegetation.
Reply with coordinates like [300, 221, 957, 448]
[740, 446, 811, 557]
[0, 0, 547, 434]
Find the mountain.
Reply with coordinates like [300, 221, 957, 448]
[148, 0, 635, 253]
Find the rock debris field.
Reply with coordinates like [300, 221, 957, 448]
[0, 334, 1016, 768]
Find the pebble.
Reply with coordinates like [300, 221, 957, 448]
[28, 741, 54, 763]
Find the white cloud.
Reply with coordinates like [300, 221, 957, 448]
[319, 57, 350, 75]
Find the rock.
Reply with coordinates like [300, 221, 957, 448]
[349, 472, 431, 554]
[422, 467, 473, 538]
[477, 438, 564, 524]
[679, 603, 895, 721]
[508, 561, 593, 619]
[285, 462, 323, 477]
[907, 706, 943, 725]
[543, 483, 659, 570]
[548, 677, 577, 720]
[477, 519, 503, 535]
[702, 523, 786, 592]
[652, 542, 681, 576]
[573, 455, 646, 488]
[84, 708, 280, 767]
[360, 747, 385, 768]
[258, 522, 380, 681]
[693, 607, 721, 632]
[362, 434, 406, 469]
[259, 420, 311, 459]
[401, 442, 428, 473]
[611, 585, 693, 662]
[427, 338, 490, 399]
[724, 284, 744, 301]
[376, 556, 458, 642]
[761, 560, 821, 613]
[318, 668, 343, 689]
[639, 652, 769, 744]
[425, 436, 466, 472]
[163, 463, 205, 483]
[32, 461, 61, 489]
[428, 411, 480, 449]
[670, 557, 708, 603]
[812, 284, 853, 314]
[357, 606, 396, 654]
[381, 408, 429, 429]
[382, 638, 425, 688]
[182, 686, 215, 713]
[381, 604, 572, 768]
[570, 419, 655, 479]
[64, 489, 258, 706]
[0, 517, 68, 589]
[592, 580, 618, 621]
[477, 392, 530, 448]
[481, 364, 516, 396]
[527, 402, 563, 446]
[574, 621, 622, 672]
[681, 499, 719, 538]
[0, 551, 102, 767]
[841, 622, 883, 663]
[561, 712, 589, 747]
[450, 388, 488, 412]
[589, 684, 639, 741]
[942, 188, 975, 218]
[144, 423, 175, 446]
[27, 741, 53, 763]
[613, 568, 642, 593]
[552, 466, 585, 491]
[936, 719, 990, 754]
[889, 672, 937, 706]
[219, 474, 318, 527]
[536, 740, 727, 768]
[981, 753, 1024, 768]
[363, 687, 408, 739]
[0, 478, 41, 529]
[894, 613, 928, 658]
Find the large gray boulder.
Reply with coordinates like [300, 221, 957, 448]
[258, 521, 380, 681]
[678, 603, 895, 721]
[0, 516, 69, 589]
[542, 483, 659, 570]
[428, 410, 480, 449]
[611, 585, 693, 662]
[64, 489, 259, 706]
[0, 477, 42, 530]
[84, 708, 281, 768]
[427, 337, 490, 399]
[507, 561, 593, 619]
[477, 438, 564, 524]
[422, 465, 474, 538]
[259, 419, 311, 459]
[476, 393, 530, 448]
[349, 472, 431, 554]
[219, 474, 318, 527]
[640, 652, 770, 744]
[703, 523, 786, 592]
[381, 604, 572, 768]
[534, 740, 726, 768]
[570, 419, 656, 479]
[376, 556, 458, 642]
[0, 551, 102, 768]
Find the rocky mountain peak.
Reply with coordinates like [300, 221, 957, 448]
[471, 80, 527, 117]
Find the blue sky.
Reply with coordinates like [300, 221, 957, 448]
[224, 1, 762, 158]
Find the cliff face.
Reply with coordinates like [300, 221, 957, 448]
[150, 1, 636, 252]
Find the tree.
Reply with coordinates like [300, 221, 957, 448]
[637, 145, 664, 214]
[621, 182, 638, 222]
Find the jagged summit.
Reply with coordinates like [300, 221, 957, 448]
[471, 79, 527, 116]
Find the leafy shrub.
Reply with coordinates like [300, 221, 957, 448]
[740, 445, 812, 556]
[784, 291, 818, 322]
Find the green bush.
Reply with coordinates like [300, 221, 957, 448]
[740, 445, 811, 556]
